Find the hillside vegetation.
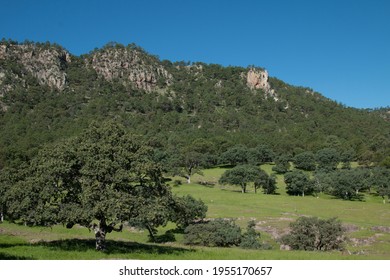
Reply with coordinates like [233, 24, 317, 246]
[0, 40, 389, 169]
[0, 40, 389, 259]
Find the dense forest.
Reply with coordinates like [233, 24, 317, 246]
[0, 40, 389, 171]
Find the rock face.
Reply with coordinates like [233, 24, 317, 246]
[87, 47, 172, 91]
[0, 43, 71, 91]
[246, 68, 272, 93]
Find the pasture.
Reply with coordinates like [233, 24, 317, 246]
[0, 164, 389, 260]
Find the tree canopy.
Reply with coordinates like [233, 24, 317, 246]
[2, 121, 189, 250]
[219, 164, 264, 193]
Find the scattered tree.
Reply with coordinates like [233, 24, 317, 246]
[284, 170, 314, 197]
[316, 148, 340, 172]
[169, 149, 205, 184]
[293, 151, 316, 171]
[249, 145, 274, 165]
[219, 165, 263, 193]
[328, 169, 370, 200]
[281, 216, 346, 251]
[371, 167, 390, 204]
[219, 145, 250, 166]
[254, 172, 277, 194]
[272, 155, 290, 174]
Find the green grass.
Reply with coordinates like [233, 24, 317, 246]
[1, 164, 389, 260]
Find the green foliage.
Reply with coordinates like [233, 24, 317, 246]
[254, 171, 277, 194]
[168, 148, 205, 184]
[219, 164, 263, 193]
[170, 195, 208, 229]
[184, 219, 242, 247]
[219, 145, 250, 166]
[1, 41, 390, 173]
[380, 156, 390, 169]
[240, 221, 262, 249]
[281, 216, 346, 251]
[316, 148, 340, 172]
[293, 151, 316, 171]
[3, 121, 175, 250]
[284, 170, 314, 197]
[248, 145, 274, 165]
[371, 167, 390, 203]
[326, 168, 370, 200]
[272, 155, 291, 174]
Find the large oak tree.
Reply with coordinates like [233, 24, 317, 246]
[4, 121, 176, 250]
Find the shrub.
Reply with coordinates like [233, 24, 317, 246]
[184, 219, 242, 247]
[240, 220, 262, 249]
[281, 216, 345, 251]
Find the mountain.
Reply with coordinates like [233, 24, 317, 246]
[0, 40, 389, 168]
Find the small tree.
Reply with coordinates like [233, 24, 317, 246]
[293, 151, 316, 171]
[316, 148, 340, 172]
[284, 170, 314, 197]
[219, 145, 250, 166]
[328, 169, 369, 200]
[169, 150, 205, 184]
[340, 149, 356, 169]
[312, 171, 333, 197]
[272, 155, 290, 174]
[281, 216, 346, 251]
[254, 172, 277, 194]
[219, 165, 262, 193]
[249, 145, 274, 165]
[371, 167, 390, 204]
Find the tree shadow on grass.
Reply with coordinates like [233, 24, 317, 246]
[0, 252, 35, 260]
[36, 238, 193, 256]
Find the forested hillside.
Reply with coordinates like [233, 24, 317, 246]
[0, 40, 389, 169]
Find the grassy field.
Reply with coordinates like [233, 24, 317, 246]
[1, 164, 389, 260]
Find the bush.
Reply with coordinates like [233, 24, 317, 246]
[184, 219, 242, 247]
[240, 220, 262, 249]
[281, 216, 345, 251]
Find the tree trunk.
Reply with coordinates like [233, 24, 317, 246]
[241, 183, 246, 193]
[93, 220, 108, 251]
[146, 224, 156, 242]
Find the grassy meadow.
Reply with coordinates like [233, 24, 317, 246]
[1, 164, 389, 260]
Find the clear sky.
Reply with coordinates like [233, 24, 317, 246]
[1, 0, 389, 108]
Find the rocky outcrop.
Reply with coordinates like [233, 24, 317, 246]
[246, 68, 272, 92]
[0, 43, 71, 91]
[87, 47, 172, 91]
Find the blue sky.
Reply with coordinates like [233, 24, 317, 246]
[1, 0, 389, 108]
